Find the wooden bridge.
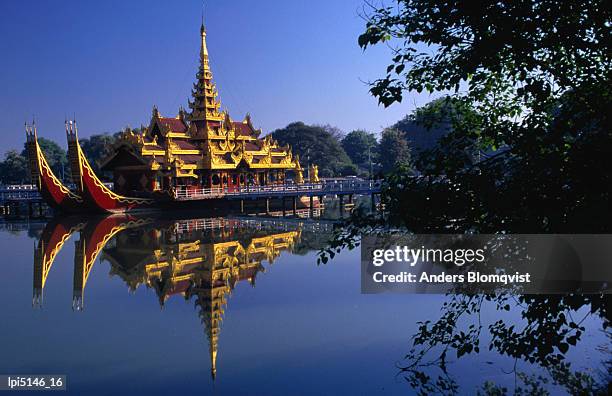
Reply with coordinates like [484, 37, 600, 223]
[0, 185, 40, 201]
[1, 179, 382, 216]
[173, 180, 382, 200]
[0, 185, 47, 217]
[173, 179, 382, 214]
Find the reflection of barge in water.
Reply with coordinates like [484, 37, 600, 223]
[32, 214, 333, 378]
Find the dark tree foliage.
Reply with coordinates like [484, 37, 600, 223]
[316, 2, 612, 393]
[37, 138, 68, 180]
[0, 150, 29, 184]
[79, 132, 121, 176]
[393, 96, 477, 160]
[2, 138, 69, 184]
[378, 128, 411, 174]
[1, 131, 123, 185]
[271, 122, 357, 177]
[341, 130, 379, 176]
[19, 137, 69, 182]
[357, 0, 611, 233]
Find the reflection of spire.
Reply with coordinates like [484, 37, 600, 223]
[192, 265, 227, 381]
[208, 306, 219, 381]
[101, 217, 307, 379]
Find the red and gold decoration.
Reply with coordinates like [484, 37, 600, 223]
[26, 20, 308, 213]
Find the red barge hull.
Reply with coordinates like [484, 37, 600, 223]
[25, 124, 86, 213]
[66, 121, 156, 213]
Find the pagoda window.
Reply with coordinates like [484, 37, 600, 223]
[211, 174, 220, 186]
[231, 174, 238, 185]
[239, 174, 245, 184]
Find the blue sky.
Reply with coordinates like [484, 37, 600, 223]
[0, 0, 439, 153]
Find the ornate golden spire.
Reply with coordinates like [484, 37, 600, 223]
[188, 20, 222, 132]
[200, 22, 208, 58]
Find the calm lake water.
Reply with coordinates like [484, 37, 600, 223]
[0, 214, 608, 395]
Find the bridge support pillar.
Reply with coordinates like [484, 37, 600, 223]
[339, 195, 344, 215]
[371, 193, 376, 211]
[282, 197, 286, 216]
[309, 196, 314, 215]
[265, 198, 270, 215]
[348, 194, 353, 204]
[28, 202, 33, 217]
[292, 196, 297, 216]
[240, 199, 244, 214]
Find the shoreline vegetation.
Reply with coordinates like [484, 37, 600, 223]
[320, 1, 610, 394]
[0, 114, 429, 185]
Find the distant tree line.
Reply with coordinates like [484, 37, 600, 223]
[0, 132, 122, 185]
[1, 111, 453, 184]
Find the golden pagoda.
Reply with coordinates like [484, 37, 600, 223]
[100, 22, 301, 196]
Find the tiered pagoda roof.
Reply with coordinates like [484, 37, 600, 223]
[100, 22, 299, 180]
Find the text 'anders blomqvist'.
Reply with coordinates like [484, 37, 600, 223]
[371, 246, 531, 284]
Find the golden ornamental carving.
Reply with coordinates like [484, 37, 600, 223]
[309, 164, 320, 183]
[211, 154, 223, 165]
[165, 149, 174, 164]
[242, 153, 253, 164]
[168, 140, 179, 151]
[231, 151, 242, 164]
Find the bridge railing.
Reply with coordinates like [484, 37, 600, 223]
[1, 180, 383, 202]
[173, 186, 225, 200]
[173, 180, 382, 200]
[0, 185, 41, 202]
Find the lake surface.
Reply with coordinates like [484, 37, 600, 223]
[0, 214, 608, 395]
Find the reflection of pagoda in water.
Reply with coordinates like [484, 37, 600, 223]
[101, 220, 301, 379]
[32, 215, 332, 378]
